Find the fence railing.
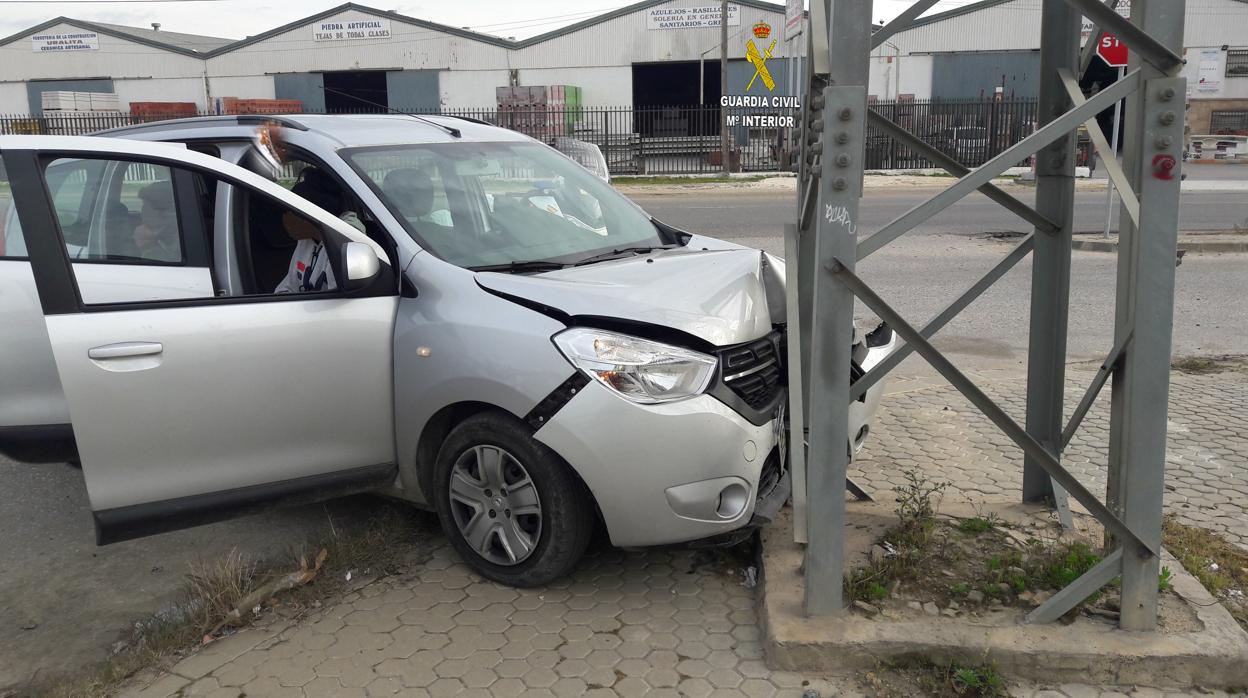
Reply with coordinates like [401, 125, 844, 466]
[1, 99, 1069, 176]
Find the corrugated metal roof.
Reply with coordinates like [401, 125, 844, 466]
[0, 16, 230, 56]
[90, 22, 234, 52]
[1, 1, 793, 60]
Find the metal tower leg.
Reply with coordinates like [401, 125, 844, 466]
[1023, 0, 1080, 523]
[1106, 0, 1187, 631]
[801, 0, 872, 617]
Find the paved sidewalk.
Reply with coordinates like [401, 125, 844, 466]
[117, 363, 1248, 698]
[851, 363, 1248, 549]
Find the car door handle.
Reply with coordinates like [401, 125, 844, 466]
[87, 342, 164, 360]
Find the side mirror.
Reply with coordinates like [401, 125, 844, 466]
[342, 242, 381, 293]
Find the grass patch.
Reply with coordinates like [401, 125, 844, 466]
[866, 656, 1008, 697]
[25, 500, 434, 698]
[957, 516, 996, 535]
[611, 175, 769, 186]
[1174, 356, 1220, 373]
[1163, 517, 1248, 630]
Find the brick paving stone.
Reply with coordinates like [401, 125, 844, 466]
[117, 367, 1247, 698]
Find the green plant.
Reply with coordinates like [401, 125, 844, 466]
[1159, 566, 1174, 592]
[950, 663, 1007, 696]
[950, 582, 970, 597]
[957, 517, 994, 535]
[866, 582, 889, 601]
[1038, 542, 1102, 589]
[893, 469, 949, 530]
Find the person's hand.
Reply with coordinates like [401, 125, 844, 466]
[133, 223, 158, 248]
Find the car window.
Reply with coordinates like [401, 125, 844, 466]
[346, 142, 663, 269]
[44, 158, 184, 264]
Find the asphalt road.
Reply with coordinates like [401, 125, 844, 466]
[630, 186, 1248, 369]
[632, 187, 1248, 240]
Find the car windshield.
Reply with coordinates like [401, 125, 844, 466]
[345, 141, 666, 269]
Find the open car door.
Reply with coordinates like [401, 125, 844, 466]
[0, 135, 399, 544]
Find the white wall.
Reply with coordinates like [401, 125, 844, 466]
[0, 82, 30, 113]
[0, 22, 207, 83]
[206, 75, 276, 103]
[1182, 46, 1248, 100]
[868, 53, 933, 101]
[512, 66, 632, 107]
[206, 8, 510, 80]
[113, 77, 208, 109]
[438, 70, 510, 108]
[512, 0, 788, 68]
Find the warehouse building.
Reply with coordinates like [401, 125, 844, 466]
[867, 0, 1248, 135]
[0, 0, 801, 114]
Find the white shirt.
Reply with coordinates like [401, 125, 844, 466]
[273, 212, 364, 294]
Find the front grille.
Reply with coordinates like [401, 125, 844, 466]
[719, 332, 784, 410]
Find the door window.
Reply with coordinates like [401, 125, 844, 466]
[45, 158, 184, 264]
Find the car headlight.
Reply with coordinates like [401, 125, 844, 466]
[553, 328, 717, 404]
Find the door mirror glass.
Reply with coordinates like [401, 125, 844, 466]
[342, 241, 380, 292]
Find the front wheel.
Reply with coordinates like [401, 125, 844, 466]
[433, 411, 594, 587]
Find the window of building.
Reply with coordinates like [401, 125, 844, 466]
[1210, 110, 1248, 135]
[1227, 49, 1248, 78]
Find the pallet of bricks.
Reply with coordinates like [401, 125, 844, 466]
[130, 101, 199, 123]
[218, 97, 304, 115]
[41, 91, 121, 135]
[496, 86, 583, 143]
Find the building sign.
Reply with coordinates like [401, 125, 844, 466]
[1196, 47, 1223, 94]
[31, 31, 100, 52]
[785, 0, 803, 33]
[313, 17, 392, 41]
[721, 95, 799, 128]
[746, 23, 776, 92]
[647, 5, 740, 30]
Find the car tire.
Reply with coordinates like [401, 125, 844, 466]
[433, 411, 593, 587]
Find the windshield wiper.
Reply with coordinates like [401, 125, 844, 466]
[572, 245, 675, 267]
[469, 260, 568, 274]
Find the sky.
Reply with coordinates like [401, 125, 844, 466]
[0, 0, 988, 43]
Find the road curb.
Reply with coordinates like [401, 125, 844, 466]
[1073, 237, 1248, 253]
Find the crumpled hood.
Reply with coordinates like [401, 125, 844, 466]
[476, 247, 781, 346]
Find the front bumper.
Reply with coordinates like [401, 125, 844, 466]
[533, 380, 779, 548]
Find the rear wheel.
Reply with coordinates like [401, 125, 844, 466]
[433, 411, 593, 587]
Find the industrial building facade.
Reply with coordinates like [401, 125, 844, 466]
[0, 1, 802, 115]
[1, 0, 1244, 162]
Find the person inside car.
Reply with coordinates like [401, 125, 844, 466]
[132, 181, 181, 262]
[382, 168, 452, 232]
[274, 167, 364, 294]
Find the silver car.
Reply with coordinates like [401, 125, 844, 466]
[0, 116, 894, 586]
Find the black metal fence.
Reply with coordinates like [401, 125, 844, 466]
[1, 99, 1062, 176]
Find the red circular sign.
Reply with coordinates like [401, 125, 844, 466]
[1097, 34, 1129, 67]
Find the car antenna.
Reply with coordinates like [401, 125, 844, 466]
[320, 86, 461, 138]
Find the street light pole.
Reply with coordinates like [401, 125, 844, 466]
[721, 1, 731, 174]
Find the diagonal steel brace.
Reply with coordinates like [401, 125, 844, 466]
[1062, 0, 1184, 74]
[1078, 0, 1124, 76]
[850, 234, 1036, 401]
[867, 111, 1060, 235]
[1027, 547, 1124, 623]
[871, 0, 943, 49]
[858, 70, 1142, 259]
[1057, 69, 1140, 227]
[1061, 331, 1132, 449]
[829, 260, 1157, 558]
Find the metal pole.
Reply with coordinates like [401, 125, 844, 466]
[1103, 65, 1125, 239]
[720, 1, 731, 175]
[1106, 0, 1186, 632]
[1022, 0, 1080, 507]
[802, 0, 872, 618]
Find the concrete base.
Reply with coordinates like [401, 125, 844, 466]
[760, 503, 1248, 689]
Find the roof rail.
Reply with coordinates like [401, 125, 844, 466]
[93, 114, 309, 137]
